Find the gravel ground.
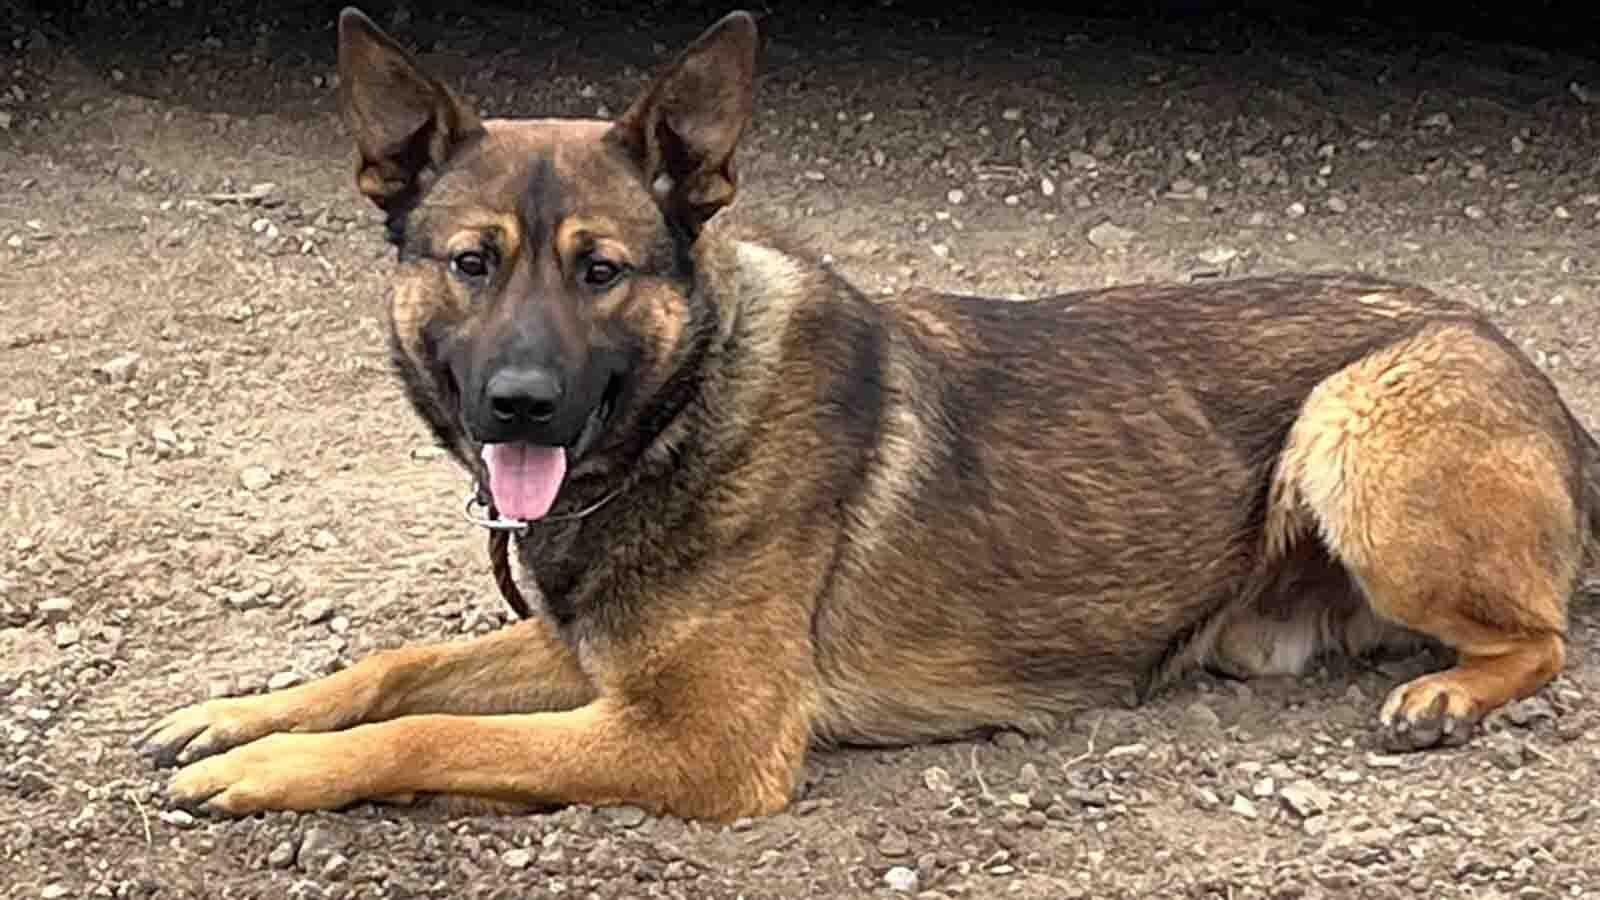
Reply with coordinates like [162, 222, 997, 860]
[4, 2, 1600, 898]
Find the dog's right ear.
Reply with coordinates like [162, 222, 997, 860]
[336, 7, 482, 212]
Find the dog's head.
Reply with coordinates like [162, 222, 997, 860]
[335, 7, 758, 521]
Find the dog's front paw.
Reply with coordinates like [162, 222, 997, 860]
[136, 696, 293, 768]
[166, 732, 377, 816]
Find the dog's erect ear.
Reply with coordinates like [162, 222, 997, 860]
[336, 7, 483, 212]
[611, 11, 759, 233]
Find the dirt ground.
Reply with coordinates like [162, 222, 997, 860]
[4, 1, 1600, 897]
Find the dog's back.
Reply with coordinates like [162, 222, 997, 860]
[799, 270, 1589, 748]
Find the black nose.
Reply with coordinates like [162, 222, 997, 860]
[485, 366, 564, 429]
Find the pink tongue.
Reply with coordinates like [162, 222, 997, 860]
[481, 443, 567, 521]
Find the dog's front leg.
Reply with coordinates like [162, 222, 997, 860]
[137, 615, 595, 768]
[162, 557, 824, 821]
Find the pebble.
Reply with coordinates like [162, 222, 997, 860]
[296, 827, 341, 871]
[878, 827, 911, 857]
[1326, 195, 1349, 213]
[321, 853, 350, 881]
[922, 766, 955, 793]
[1464, 205, 1486, 220]
[884, 866, 920, 892]
[299, 597, 335, 625]
[1503, 696, 1556, 727]
[36, 597, 74, 624]
[600, 805, 648, 828]
[1279, 779, 1333, 817]
[503, 848, 533, 869]
[1067, 150, 1098, 169]
[159, 809, 198, 829]
[1286, 202, 1307, 218]
[310, 529, 339, 551]
[1040, 176, 1056, 197]
[95, 352, 142, 384]
[946, 189, 966, 205]
[1087, 221, 1137, 250]
[239, 466, 274, 491]
[1182, 701, 1221, 730]
[268, 840, 298, 868]
[53, 623, 81, 648]
[42, 887, 70, 900]
[267, 671, 303, 691]
[1231, 795, 1258, 819]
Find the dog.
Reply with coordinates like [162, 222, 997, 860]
[137, 7, 1600, 822]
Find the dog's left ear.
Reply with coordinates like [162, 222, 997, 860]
[610, 11, 759, 234]
[335, 6, 483, 213]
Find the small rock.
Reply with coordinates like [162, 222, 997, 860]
[328, 615, 350, 635]
[1183, 701, 1221, 730]
[1104, 742, 1147, 759]
[1464, 204, 1486, 220]
[600, 805, 647, 828]
[1087, 221, 1137, 250]
[1503, 696, 1556, 727]
[1484, 732, 1525, 771]
[884, 866, 919, 892]
[296, 826, 341, 871]
[1252, 777, 1275, 798]
[151, 426, 179, 446]
[930, 243, 950, 259]
[411, 446, 445, 460]
[36, 596, 74, 623]
[922, 766, 955, 793]
[1067, 150, 1098, 169]
[1231, 795, 1258, 819]
[1016, 762, 1041, 787]
[321, 853, 350, 881]
[1467, 162, 1488, 180]
[946, 189, 966, 205]
[992, 731, 1026, 750]
[1362, 753, 1405, 769]
[95, 353, 142, 384]
[1001, 107, 1022, 121]
[267, 671, 303, 691]
[1286, 201, 1307, 218]
[159, 809, 198, 829]
[502, 848, 533, 869]
[1040, 176, 1056, 197]
[310, 529, 339, 551]
[267, 840, 297, 868]
[299, 597, 335, 625]
[878, 826, 911, 857]
[1325, 195, 1349, 213]
[1279, 779, 1333, 818]
[53, 623, 80, 648]
[239, 466, 273, 491]
[42, 887, 70, 900]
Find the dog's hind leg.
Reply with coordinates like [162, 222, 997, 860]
[137, 616, 595, 768]
[1271, 320, 1579, 750]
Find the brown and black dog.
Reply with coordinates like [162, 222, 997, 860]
[138, 8, 1600, 821]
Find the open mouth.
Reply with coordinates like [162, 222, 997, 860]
[477, 375, 621, 523]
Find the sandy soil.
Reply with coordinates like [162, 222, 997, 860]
[4, 2, 1600, 898]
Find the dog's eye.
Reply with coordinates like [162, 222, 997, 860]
[451, 251, 491, 279]
[582, 259, 626, 290]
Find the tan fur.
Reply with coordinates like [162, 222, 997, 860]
[137, 8, 1600, 822]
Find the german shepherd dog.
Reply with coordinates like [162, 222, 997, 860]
[138, 8, 1600, 821]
